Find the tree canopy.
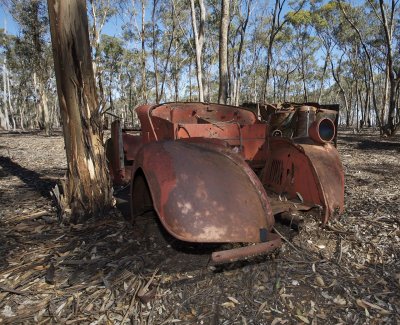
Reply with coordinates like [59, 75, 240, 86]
[0, 0, 399, 134]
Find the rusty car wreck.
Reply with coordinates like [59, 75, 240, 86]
[106, 102, 344, 264]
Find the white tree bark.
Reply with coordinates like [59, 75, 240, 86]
[190, 0, 206, 102]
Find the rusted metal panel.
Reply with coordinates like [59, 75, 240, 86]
[301, 142, 344, 223]
[175, 123, 268, 161]
[136, 104, 157, 142]
[263, 137, 344, 223]
[132, 140, 275, 243]
[294, 105, 316, 137]
[123, 134, 143, 161]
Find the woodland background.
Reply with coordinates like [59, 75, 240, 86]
[0, 1, 399, 323]
[0, 0, 399, 135]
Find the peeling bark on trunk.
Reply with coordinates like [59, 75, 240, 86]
[47, 0, 112, 222]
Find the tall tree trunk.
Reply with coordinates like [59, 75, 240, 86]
[190, 0, 206, 102]
[0, 23, 10, 130]
[330, 56, 349, 125]
[141, 0, 148, 103]
[174, 39, 180, 101]
[218, 0, 230, 104]
[299, 38, 308, 102]
[339, 2, 381, 129]
[318, 51, 329, 103]
[233, 0, 251, 106]
[152, 0, 160, 103]
[263, 0, 280, 102]
[355, 79, 360, 130]
[89, 0, 109, 111]
[159, 0, 176, 102]
[301, 62, 308, 102]
[38, 81, 50, 135]
[379, 0, 398, 135]
[1, 62, 10, 130]
[47, 0, 112, 221]
[382, 62, 390, 125]
[189, 58, 193, 101]
[263, 0, 303, 102]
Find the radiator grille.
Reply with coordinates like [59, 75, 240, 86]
[269, 159, 283, 185]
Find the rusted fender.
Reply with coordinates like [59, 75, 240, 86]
[301, 142, 344, 223]
[263, 137, 344, 223]
[131, 140, 275, 243]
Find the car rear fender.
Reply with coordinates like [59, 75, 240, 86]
[131, 140, 275, 243]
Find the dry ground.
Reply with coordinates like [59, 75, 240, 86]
[0, 129, 399, 324]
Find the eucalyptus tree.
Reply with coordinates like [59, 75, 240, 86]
[4, 31, 35, 130]
[218, 0, 230, 104]
[48, 0, 112, 221]
[99, 34, 124, 112]
[11, 0, 52, 134]
[262, 0, 305, 102]
[152, 0, 186, 102]
[0, 28, 11, 130]
[376, 0, 399, 135]
[88, 0, 118, 110]
[311, 1, 340, 103]
[268, 31, 298, 102]
[227, 0, 252, 106]
[286, 9, 319, 102]
[190, 0, 206, 101]
[338, 1, 382, 128]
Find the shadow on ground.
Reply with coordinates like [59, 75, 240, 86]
[0, 156, 55, 199]
[357, 139, 400, 151]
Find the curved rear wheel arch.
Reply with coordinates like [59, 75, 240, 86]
[130, 169, 154, 223]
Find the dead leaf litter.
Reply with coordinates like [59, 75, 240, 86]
[0, 129, 399, 324]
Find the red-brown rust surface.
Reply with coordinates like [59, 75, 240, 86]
[132, 140, 275, 243]
[211, 233, 282, 264]
[263, 137, 344, 222]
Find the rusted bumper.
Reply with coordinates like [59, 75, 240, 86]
[211, 233, 282, 264]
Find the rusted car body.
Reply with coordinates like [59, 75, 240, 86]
[106, 102, 344, 263]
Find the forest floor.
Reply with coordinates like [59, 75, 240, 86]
[0, 128, 399, 324]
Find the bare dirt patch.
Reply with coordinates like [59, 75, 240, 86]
[0, 129, 399, 324]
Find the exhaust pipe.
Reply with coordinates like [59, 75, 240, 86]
[308, 118, 335, 144]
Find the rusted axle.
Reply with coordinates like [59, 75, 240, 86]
[211, 233, 282, 264]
